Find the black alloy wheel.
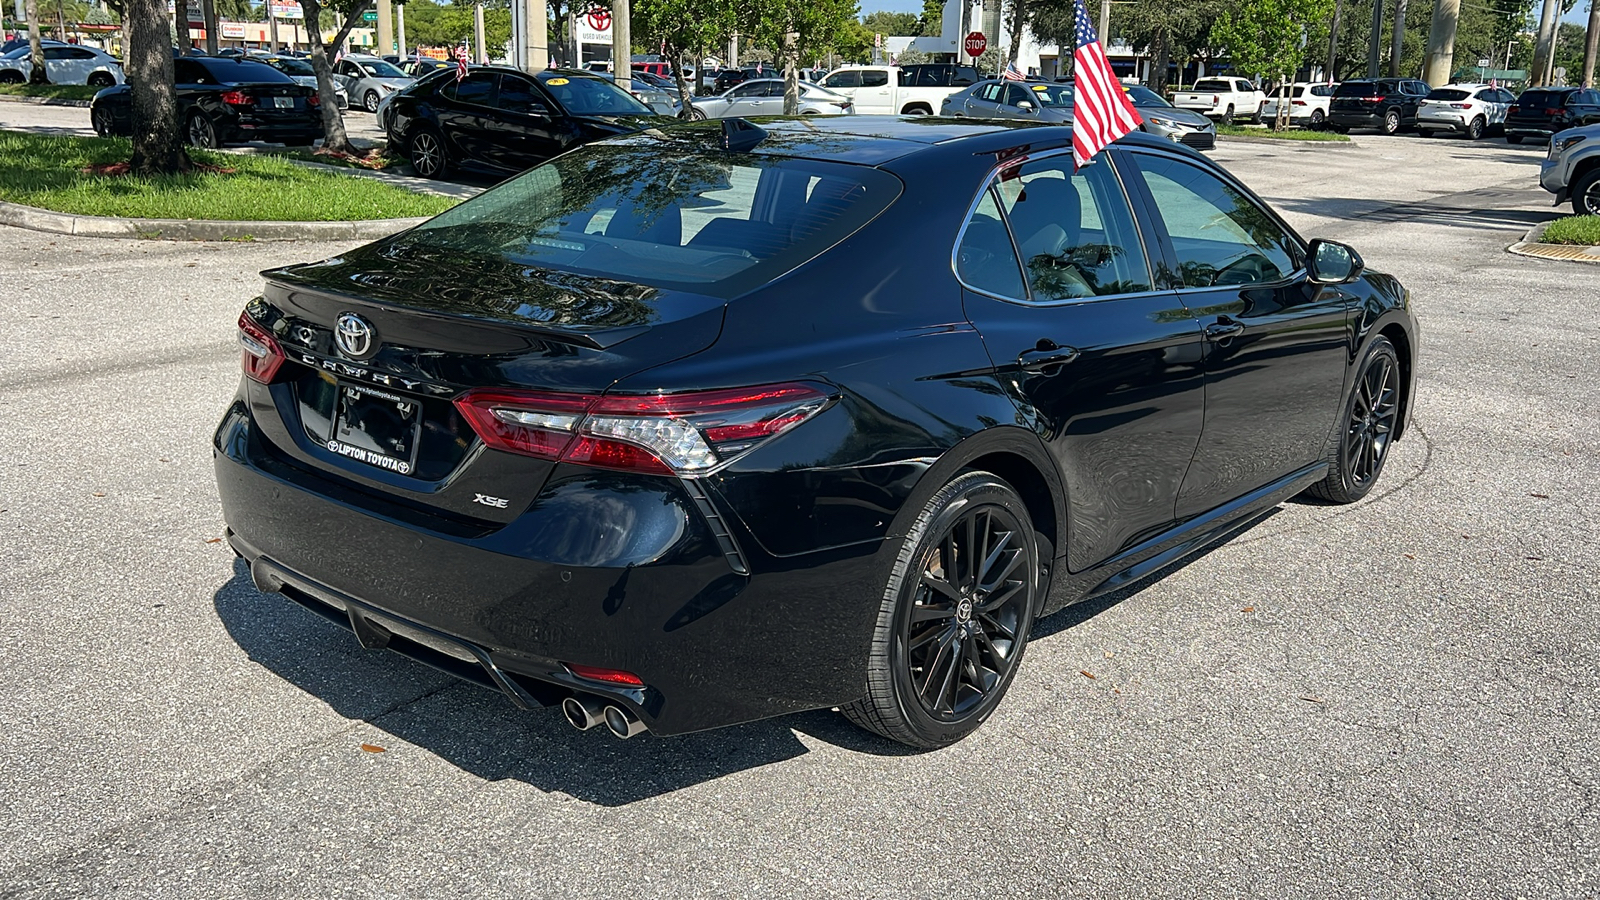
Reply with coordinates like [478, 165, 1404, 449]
[1467, 116, 1485, 140]
[90, 105, 113, 137]
[364, 90, 381, 113]
[186, 112, 218, 149]
[1307, 336, 1401, 504]
[87, 72, 113, 88]
[1382, 109, 1401, 135]
[843, 472, 1038, 749]
[407, 127, 447, 178]
[1573, 168, 1600, 216]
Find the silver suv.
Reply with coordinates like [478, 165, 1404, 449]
[1540, 123, 1600, 215]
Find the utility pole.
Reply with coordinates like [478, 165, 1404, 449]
[474, 2, 486, 62]
[377, 0, 393, 58]
[1422, 0, 1459, 86]
[1531, 0, 1559, 86]
[520, 0, 547, 72]
[1367, 0, 1383, 78]
[268, 3, 278, 53]
[396, 2, 406, 58]
[612, 0, 629, 74]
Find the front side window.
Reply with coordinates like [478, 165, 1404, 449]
[993, 157, 1151, 301]
[1131, 155, 1301, 289]
[496, 75, 545, 114]
[823, 70, 860, 89]
[729, 81, 766, 98]
[955, 188, 1026, 299]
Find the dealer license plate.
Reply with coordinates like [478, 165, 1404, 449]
[271, 96, 294, 108]
[326, 384, 421, 475]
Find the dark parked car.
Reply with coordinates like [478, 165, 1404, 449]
[399, 57, 452, 78]
[1504, 87, 1600, 143]
[90, 56, 322, 147]
[711, 67, 764, 92]
[384, 67, 671, 178]
[216, 118, 1417, 749]
[1328, 78, 1431, 134]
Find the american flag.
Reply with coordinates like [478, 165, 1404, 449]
[1070, 0, 1141, 168]
[455, 42, 468, 82]
[1002, 61, 1026, 82]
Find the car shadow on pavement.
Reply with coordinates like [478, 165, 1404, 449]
[212, 559, 912, 805]
[1271, 195, 1557, 234]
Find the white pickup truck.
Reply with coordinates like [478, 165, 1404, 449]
[1172, 77, 1266, 122]
[818, 64, 979, 115]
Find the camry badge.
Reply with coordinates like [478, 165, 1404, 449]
[334, 313, 377, 359]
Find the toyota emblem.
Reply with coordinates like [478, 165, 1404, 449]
[334, 313, 377, 359]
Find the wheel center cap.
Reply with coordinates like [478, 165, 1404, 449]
[955, 599, 973, 623]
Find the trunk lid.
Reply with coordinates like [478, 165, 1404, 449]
[249, 243, 726, 522]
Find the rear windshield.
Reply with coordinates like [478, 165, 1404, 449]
[266, 57, 314, 76]
[536, 72, 652, 116]
[1192, 80, 1233, 92]
[1516, 90, 1571, 107]
[392, 139, 903, 298]
[1335, 81, 1382, 97]
[1426, 88, 1470, 101]
[200, 58, 293, 84]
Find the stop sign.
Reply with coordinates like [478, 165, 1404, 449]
[964, 32, 987, 57]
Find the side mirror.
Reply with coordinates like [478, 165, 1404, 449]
[1307, 238, 1363, 284]
[1017, 100, 1035, 111]
[527, 102, 551, 116]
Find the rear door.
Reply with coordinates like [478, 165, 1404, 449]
[963, 82, 1004, 117]
[436, 71, 497, 167]
[1120, 149, 1350, 518]
[856, 69, 893, 114]
[958, 151, 1207, 573]
[724, 80, 778, 116]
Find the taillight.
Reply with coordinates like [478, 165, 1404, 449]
[1291, 99, 1306, 106]
[1211, 95, 1218, 104]
[1362, 96, 1383, 103]
[1449, 102, 1470, 108]
[307, 92, 320, 106]
[1508, 105, 1519, 114]
[238, 311, 285, 383]
[453, 382, 834, 477]
[220, 90, 252, 106]
[566, 663, 644, 686]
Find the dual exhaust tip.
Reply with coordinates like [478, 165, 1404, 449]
[561, 695, 646, 739]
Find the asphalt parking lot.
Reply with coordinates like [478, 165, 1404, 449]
[1, 122, 1596, 898]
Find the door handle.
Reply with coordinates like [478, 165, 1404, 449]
[1017, 341, 1080, 372]
[1205, 319, 1245, 340]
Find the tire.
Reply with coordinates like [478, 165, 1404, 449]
[407, 126, 448, 179]
[1224, 103, 1235, 122]
[87, 72, 114, 88]
[1572, 167, 1600, 216]
[688, 106, 707, 120]
[902, 104, 931, 115]
[185, 112, 218, 149]
[1306, 337, 1401, 504]
[1506, 134, 1523, 144]
[1381, 109, 1400, 135]
[1467, 116, 1485, 140]
[1309, 109, 1325, 129]
[364, 90, 381, 113]
[90, 104, 114, 137]
[0, 71, 22, 85]
[841, 471, 1039, 749]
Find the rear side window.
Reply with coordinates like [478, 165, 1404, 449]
[395, 143, 902, 299]
[1335, 82, 1380, 97]
[994, 157, 1151, 301]
[956, 188, 1026, 299]
[1427, 88, 1469, 101]
[862, 70, 889, 87]
[444, 72, 496, 106]
[1518, 90, 1570, 108]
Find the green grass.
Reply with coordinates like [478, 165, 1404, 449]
[0, 83, 99, 102]
[1540, 215, 1600, 246]
[1217, 124, 1351, 142]
[0, 130, 457, 221]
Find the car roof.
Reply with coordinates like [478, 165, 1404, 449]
[650, 116, 1074, 166]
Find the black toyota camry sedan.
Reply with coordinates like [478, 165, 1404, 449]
[91, 56, 322, 148]
[383, 66, 674, 179]
[216, 118, 1418, 749]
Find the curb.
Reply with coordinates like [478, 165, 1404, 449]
[1506, 220, 1600, 263]
[0, 199, 427, 242]
[0, 92, 92, 108]
[1219, 133, 1356, 149]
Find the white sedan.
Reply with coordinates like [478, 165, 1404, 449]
[0, 43, 123, 87]
[1259, 82, 1337, 128]
[1416, 83, 1515, 140]
[688, 79, 855, 119]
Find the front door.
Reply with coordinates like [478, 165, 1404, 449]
[957, 151, 1207, 573]
[484, 73, 569, 171]
[1120, 150, 1351, 521]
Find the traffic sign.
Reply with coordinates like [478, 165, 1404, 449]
[964, 32, 987, 57]
[362, 9, 376, 21]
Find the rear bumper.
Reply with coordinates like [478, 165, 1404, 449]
[1506, 122, 1560, 140]
[213, 395, 884, 735]
[1329, 110, 1386, 128]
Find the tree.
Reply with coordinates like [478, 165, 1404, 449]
[918, 0, 941, 36]
[1113, 0, 1224, 93]
[746, 0, 856, 113]
[24, 0, 48, 85]
[635, 0, 735, 112]
[1211, 0, 1332, 128]
[299, 0, 375, 155]
[126, 0, 189, 173]
[861, 10, 916, 35]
